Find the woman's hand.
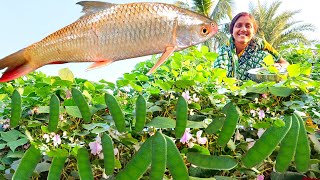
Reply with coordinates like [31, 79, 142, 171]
[274, 63, 282, 69]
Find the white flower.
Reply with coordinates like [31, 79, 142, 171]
[52, 134, 62, 146]
[246, 138, 255, 150]
[192, 94, 199, 102]
[250, 110, 256, 117]
[257, 128, 265, 138]
[43, 134, 50, 143]
[196, 130, 207, 144]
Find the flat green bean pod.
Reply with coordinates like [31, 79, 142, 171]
[71, 88, 91, 123]
[242, 116, 292, 168]
[217, 102, 239, 147]
[165, 135, 189, 180]
[134, 94, 146, 132]
[48, 94, 60, 132]
[294, 112, 310, 172]
[105, 93, 126, 132]
[47, 156, 68, 180]
[275, 115, 300, 172]
[102, 133, 115, 175]
[187, 152, 238, 170]
[77, 148, 94, 180]
[115, 137, 152, 180]
[175, 96, 188, 138]
[150, 132, 167, 179]
[10, 89, 22, 128]
[12, 145, 42, 180]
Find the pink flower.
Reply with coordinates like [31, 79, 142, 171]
[180, 128, 192, 144]
[52, 134, 61, 146]
[65, 90, 72, 99]
[89, 136, 102, 155]
[261, 94, 267, 98]
[182, 91, 190, 101]
[257, 175, 264, 180]
[258, 110, 265, 120]
[196, 130, 207, 144]
[3, 124, 10, 130]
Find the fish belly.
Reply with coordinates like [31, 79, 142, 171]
[25, 3, 177, 67]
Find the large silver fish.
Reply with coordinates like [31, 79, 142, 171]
[0, 1, 218, 82]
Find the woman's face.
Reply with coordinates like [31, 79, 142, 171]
[232, 16, 255, 45]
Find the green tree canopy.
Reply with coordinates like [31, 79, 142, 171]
[249, 0, 316, 48]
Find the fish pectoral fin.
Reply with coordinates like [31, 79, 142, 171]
[146, 46, 176, 75]
[86, 60, 113, 71]
[77, 1, 117, 16]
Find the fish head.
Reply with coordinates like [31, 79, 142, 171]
[175, 15, 218, 50]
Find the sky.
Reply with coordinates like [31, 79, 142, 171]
[0, 0, 318, 83]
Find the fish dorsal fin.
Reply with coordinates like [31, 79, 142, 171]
[76, 1, 117, 15]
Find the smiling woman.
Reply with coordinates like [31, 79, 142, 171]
[213, 12, 289, 80]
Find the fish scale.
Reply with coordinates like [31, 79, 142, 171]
[0, 1, 218, 82]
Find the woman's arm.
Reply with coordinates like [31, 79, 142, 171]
[274, 57, 290, 69]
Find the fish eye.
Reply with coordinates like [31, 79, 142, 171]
[201, 26, 209, 35]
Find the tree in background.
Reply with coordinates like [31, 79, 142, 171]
[249, 0, 316, 48]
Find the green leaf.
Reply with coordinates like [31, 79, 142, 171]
[263, 54, 275, 66]
[37, 106, 50, 113]
[269, 87, 295, 97]
[47, 148, 69, 158]
[0, 144, 6, 150]
[7, 138, 29, 152]
[137, 75, 149, 81]
[6, 151, 24, 158]
[123, 73, 136, 81]
[147, 87, 160, 95]
[65, 106, 82, 118]
[147, 105, 162, 112]
[147, 117, 175, 128]
[205, 52, 218, 61]
[201, 46, 209, 54]
[187, 121, 205, 128]
[189, 144, 210, 155]
[175, 80, 195, 88]
[1, 130, 21, 142]
[130, 82, 143, 92]
[287, 64, 301, 77]
[84, 81, 95, 91]
[35, 162, 51, 173]
[156, 80, 173, 91]
[58, 68, 74, 81]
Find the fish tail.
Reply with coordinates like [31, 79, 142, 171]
[0, 49, 35, 82]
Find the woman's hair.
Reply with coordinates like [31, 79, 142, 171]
[229, 12, 258, 34]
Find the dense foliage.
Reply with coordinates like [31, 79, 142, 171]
[0, 44, 319, 179]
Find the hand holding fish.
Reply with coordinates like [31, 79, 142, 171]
[0, 1, 218, 82]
